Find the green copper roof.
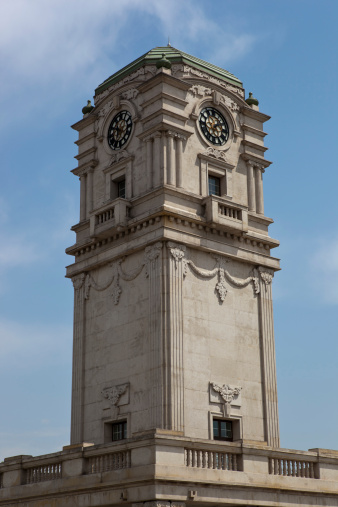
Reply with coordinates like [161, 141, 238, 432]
[95, 46, 243, 95]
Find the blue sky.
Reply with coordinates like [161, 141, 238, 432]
[0, 0, 337, 461]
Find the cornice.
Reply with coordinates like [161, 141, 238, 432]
[74, 146, 97, 161]
[71, 159, 99, 176]
[241, 124, 268, 138]
[241, 153, 272, 168]
[71, 114, 97, 132]
[75, 131, 97, 146]
[240, 106, 271, 123]
[241, 139, 268, 153]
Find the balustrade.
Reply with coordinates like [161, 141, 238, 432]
[218, 204, 241, 221]
[25, 463, 62, 484]
[268, 457, 316, 478]
[185, 448, 239, 471]
[87, 450, 131, 474]
[96, 207, 115, 225]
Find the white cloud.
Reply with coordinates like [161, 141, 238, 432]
[0, 0, 256, 125]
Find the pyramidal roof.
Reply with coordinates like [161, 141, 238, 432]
[95, 46, 243, 95]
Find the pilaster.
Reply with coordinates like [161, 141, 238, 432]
[71, 273, 86, 444]
[257, 267, 280, 447]
[165, 242, 186, 432]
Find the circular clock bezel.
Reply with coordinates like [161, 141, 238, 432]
[198, 107, 229, 147]
[107, 110, 133, 151]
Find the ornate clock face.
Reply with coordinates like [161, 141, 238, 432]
[199, 107, 229, 146]
[107, 110, 133, 150]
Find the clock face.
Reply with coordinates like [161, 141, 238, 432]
[107, 110, 133, 150]
[199, 107, 229, 146]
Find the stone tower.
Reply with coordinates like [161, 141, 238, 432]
[2, 46, 338, 507]
[66, 46, 280, 449]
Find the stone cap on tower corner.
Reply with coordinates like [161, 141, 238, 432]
[95, 46, 243, 95]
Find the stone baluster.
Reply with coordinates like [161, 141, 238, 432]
[255, 165, 265, 215]
[70, 273, 86, 444]
[257, 267, 280, 447]
[246, 160, 256, 212]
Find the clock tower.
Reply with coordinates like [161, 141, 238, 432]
[66, 46, 280, 449]
[2, 45, 338, 507]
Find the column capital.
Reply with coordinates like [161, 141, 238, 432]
[258, 266, 274, 285]
[72, 273, 86, 290]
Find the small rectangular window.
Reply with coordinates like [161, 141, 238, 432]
[112, 421, 127, 441]
[208, 176, 221, 196]
[213, 419, 233, 441]
[118, 179, 126, 199]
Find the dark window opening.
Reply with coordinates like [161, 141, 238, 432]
[208, 175, 221, 196]
[213, 419, 233, 441]
[118, 179, 126, 199]
[112, 421, 127, 441]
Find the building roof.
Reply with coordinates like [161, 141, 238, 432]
[95, 46, 243, 95]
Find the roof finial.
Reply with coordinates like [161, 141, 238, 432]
[167, 36, 171, 47]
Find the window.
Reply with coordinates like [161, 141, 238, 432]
[213, 419, 233, 441]
[112, 420, 127, 441]
[118, 179, 126, 199]
[208, 175, 221, 196]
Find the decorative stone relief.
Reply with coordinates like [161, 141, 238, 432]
[72, 273, 85, 290]
[144, 242, 162, 277]
[108, 150, 130, 165]
[121, 88, 139, 100]
[189, 84, 212, 97]
[172, 64, 245, 99]
[83, 244, 161, 305]
[94, 65, 156, 106]
[82, 244, 260, 307]
[201, 147, 228, 162]
[102, 383, 129, 417]
[211, 382, 242, 417]
[167, 243, 260, 303]
[258, 266, 274, 286]
[220, 94, 240, 112]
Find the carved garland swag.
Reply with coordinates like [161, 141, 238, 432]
[76, 242, 267, 305]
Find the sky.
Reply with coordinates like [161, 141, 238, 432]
[0, 0, 337, 461]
